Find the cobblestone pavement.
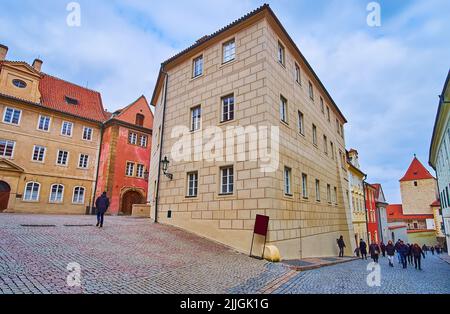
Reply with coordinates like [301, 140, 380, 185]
[1, 214, 449, 294]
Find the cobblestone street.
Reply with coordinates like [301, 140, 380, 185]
[1, 214, 449, 294]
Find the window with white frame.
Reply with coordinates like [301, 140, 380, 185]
[308, 81, 314, 100]
[220, 166, 234, 194]
[126, 162, 135, 176]
[315, 179, 321, 201]
[56, 150, 69, 166]
[136, 164, 145, 178]
[187, 171, 198, 197]
[38, 115, 51, 131]
[280, 95, 288, 123]
[61, 121, 73, 137]
[23, 182, 40, 201]
[312, 124, 317, 146]
[298, 111, 304, 135]
[295, 63, 301, 84]
[284, 167, 292, 195]
[139, 135, 148, 147]
[193, 55, 203, 78]
[278, 42, 285, 65]
[49, 184, 64, 203]
[0, 139, 15, 158]
[78, 154, 89, 169]
[32, 145, 46, 162]
[73, 187, 85, 204]
[223, 39, 236, 63]
[221, 94, 234, 122]
[191, 105, 201, 131]
[128, 132, 137, 145]
[3, 107, 21, 125]
[83, 127, 93, 141]
[302, 173, 308, 198]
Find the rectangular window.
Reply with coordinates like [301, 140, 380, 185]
[327, 184, 331, 203]
[73, 187, 85, 204]
[320, 97, 324, 114]
[323, 135, 328, 154]
[278, 42, 285, 65]
[327, 107, 330, 122]
[336, 119, 340, 135]
[3, 107, 21, 125]
[24, 182, 40, 201]
[191, 105, 201, 131]
[32, 145, 46, 162]
[136, 164, 145, 178]
[83, 127, 93, 141]
[330, 142, 335, 159]
[126, 162, 135, 176]
[50, 184, 64, 203]
[284, 167, 292, 196]
[61, 121, 73, 137]
[38, 115, 51, 131]
[312, 124, 317, 146]
[56, 150, 69, 166]
[223, 39, 236, 63]
[139, 135, 148, 147]
[334, 187, 338, 204]
[128, 132, 137, 145]
[308, 81, 314, 100]
[295, 63, 301, 84]
[187, 172, 198, 197]
[193, 55, 203, 78]
[280, 95, 288, 123]
[221, 94, 235, 122]
[78, 154, 89, 169]
[298, 111, 304, 135]
[315, 179, 321, 201]
[340, 124, 344, 138]
[302, 173, 308, 198]
[0, 139, 15, 158]
[220, 166, 234, 194]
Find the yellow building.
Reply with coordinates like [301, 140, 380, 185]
[147, 5, 354, 259]
[0, 44, 107, 214]
[346, 149, 368, 246]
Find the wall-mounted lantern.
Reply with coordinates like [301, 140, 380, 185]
[161, 156, 173, 180]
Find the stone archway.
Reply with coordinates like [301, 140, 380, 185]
[0, 181, 11, 212]
[120, 189, 145, 216]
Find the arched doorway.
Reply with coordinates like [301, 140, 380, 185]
[0, 181, 11, 212]
[120, 190, 144, 216]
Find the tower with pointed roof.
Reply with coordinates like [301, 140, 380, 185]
[400, 155, 438, 215]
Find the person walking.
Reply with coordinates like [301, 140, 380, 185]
[337, 235, 346, 257]
[399, 240, 409, 269]
[386, 240, 396, 267]
[380, 242, 386, 257]
[369, 241, 380, 263]
[395, 239, 402, 264]
[422, 244, 428, 256]
[430, 245, 435, 255]
[407, 243, 414, 266]
[412, 243, 425, 270]
[95, 192, 110, 228]
[359, 239, 368, 260]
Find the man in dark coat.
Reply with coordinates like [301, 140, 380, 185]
[337, 235, 346, 257]
[407, 243, 413, 265]
[95, 192, 110, 228]
[359, 239, 368, 260]
[430, 245, 435, 255]
[422, 244, 428, 256]
[369, 242, 380, 263]
[385, 240, 396, 267]
[412, 243, 425, 270]
[394, 239, 402, 264]
[399, 241, 409, 269]
[380, 242, 386, 257]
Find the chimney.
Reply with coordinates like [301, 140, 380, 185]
[32, 58, 43, 72]
[0, 44, 8, 61]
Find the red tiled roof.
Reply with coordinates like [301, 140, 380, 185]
[399, 157, 434, 182]
[387, 204, 434, 221]
[430, 199, 441, 207]
[39, 74, 107, 123]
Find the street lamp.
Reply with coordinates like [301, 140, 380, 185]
[161, 156, 173, 180]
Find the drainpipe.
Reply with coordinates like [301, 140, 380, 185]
[154, 69, 169, 223]
[362, 175, 370, 243]
[91, 124, 104, 215]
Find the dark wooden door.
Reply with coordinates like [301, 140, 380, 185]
[0, 181, 11, 212]
[121, 191, 143, 215]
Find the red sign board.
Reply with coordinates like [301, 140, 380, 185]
[254, 215, 269, 236]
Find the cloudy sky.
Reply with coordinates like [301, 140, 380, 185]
[1, 0, 449, 203]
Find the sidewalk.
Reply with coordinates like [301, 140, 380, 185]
[438, 254, 450, 265]
[281, 256, 358, 271]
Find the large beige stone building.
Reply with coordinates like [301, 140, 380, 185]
[147, 5, 354, 259]
[0, 44, 107, 214]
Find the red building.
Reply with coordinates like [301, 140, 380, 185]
[96, 96, 153, 215]
[365, 183, 379, 243]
